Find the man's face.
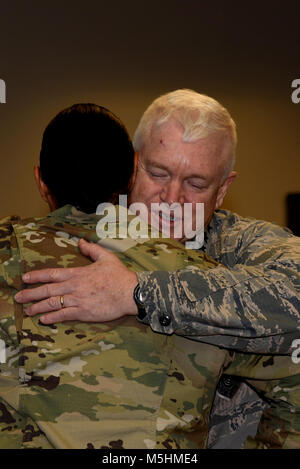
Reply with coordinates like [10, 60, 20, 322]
[130, 119, 236, 243]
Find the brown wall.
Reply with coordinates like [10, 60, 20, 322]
[0, 1, 299, 226]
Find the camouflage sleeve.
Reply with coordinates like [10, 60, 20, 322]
[136, 213, 300, 355]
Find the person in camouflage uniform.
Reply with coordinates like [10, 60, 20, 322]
[1, 206, 300, 449]
[0, 206, 236, 449]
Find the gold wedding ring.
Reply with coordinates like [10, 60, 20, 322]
[60, 295, 65, 308]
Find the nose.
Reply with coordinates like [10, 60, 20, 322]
[160, 180, 184, 205]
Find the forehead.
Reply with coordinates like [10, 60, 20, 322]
[141, 120, 228, 177]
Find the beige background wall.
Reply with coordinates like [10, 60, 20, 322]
[0, 1, 299, 227]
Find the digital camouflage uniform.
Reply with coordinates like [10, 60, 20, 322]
[209, 354, 300, 449]
[0, 206, 299, 449]
[0, 205, 234, 449]
[135, 209, 300, 448]
[208, 380, 268, 449]
[137, 209, 300, 355]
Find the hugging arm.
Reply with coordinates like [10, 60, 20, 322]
[15, 216, 300, 354]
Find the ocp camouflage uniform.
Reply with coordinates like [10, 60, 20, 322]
[0, 206, 299, 449]
[0, 205, 233, 449]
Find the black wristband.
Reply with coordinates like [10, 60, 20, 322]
[133, 284, 147, 320]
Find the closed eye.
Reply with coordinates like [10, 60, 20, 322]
[188, 183, 206, 191]
[187, 178, 207, 190]
[148, 170, 168, 178]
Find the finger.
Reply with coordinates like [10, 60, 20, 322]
[15, 282, 70, 304]
[25, 294, 75, 316]
[39, 307, 80, 325]
[21, 267, 79, 284]
[78, 239, 108, 262]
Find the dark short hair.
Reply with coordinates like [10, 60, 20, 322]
[40, 103, 134, 213]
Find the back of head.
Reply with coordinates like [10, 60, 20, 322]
[133, 89, 237, 178]
[40, 103, 134, 213]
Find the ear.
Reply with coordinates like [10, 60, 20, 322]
[34, 165, 47, 202]
[128, 152, 139, 193]
[34, 165, 58, 211]
[215, 171, 237, 210]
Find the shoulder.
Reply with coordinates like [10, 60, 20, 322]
[0, 215, 22, 259]
[0, 215, 21, 235]
[206, 209, 299, 265]
[211, 209, 294, 240]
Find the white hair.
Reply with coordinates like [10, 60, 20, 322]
[133, 89, 237, 179]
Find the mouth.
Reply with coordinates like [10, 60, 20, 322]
[159, 212, 176, 223]
[156, 211, 184, 226]
[155, 212, 185, 239]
